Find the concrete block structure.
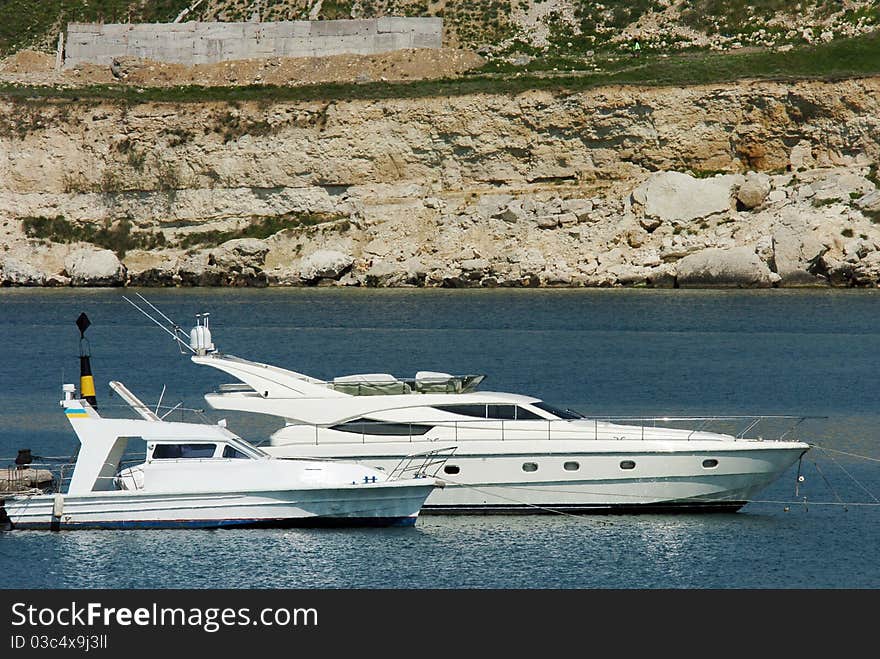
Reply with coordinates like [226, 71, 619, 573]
[63, 18, 443, 67]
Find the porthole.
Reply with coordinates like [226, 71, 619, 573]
[444, 465, 460, 475]
[522, 462, 538, 472]
[702, 459, 719, 469]
[563, 461, 580, 471]
[619, 460, 636, 470]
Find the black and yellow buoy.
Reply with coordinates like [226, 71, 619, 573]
[75, 312, 97, 409]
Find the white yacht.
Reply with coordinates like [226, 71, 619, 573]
[1, 379, 437, 530]
[127, 296, 813, 514]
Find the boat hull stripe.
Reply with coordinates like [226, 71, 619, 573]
[9, 516, 417, 530]
[422, 501, 746, 514]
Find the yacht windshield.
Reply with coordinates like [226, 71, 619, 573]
[532, 401, 585, 420]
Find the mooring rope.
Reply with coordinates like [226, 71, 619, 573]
[816, 447, 880, 503]
[809, 444, 880, 463]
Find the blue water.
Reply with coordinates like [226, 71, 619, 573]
[1, 288, 879, 588]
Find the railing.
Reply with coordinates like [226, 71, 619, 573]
[217, 383, 258, 393]
[387, 448, 457, 481]
[213, 375, 486, 397]
[0, 457, 73, 496]
[329, 375, 485, 396]
[303, 415, 823, 445]
[0, 452, 149, 495]
[100, 401, 213, 424]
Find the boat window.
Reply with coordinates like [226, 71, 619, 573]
[702, 459, 719, 469]
[620, 460, 636, 470]
[152, 443, 217, 459]
[434, 404, 487, 418]
[330, 419, 433, 436]
[515, 406, 543, 420]
[486, 404, 516, 420]
[564, 461, 580, 471]
[222, 446, 250, 459]
[522, 462, 538, 472]
[436, 404, 544, 420]
[444, 465, 460, 475]
[532, 401, 585, 420]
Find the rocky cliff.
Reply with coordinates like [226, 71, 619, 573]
[2, 76, 880, 287]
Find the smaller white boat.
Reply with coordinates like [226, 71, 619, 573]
[1, 378, 439, 530]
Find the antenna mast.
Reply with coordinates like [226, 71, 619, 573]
[122, 293, 196, 354]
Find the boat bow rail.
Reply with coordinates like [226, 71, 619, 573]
[387, 447, 457, 481]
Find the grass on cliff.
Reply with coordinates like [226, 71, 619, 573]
[1, 29, 879, 104]
[177, 212, 347, 249]
[0, 1, 190, 55]
[22, 215, 166, 258]
[21, 212, 347, 255]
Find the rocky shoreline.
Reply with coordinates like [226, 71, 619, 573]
[4, 165, 879, 289]
[2, 78, 879, 289]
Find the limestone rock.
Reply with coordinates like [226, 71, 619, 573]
[755, 235, 775, 266]
[211, 238, 269, 270]
[0, 257, 47, 286]
[767, 189, 788, 204]
[204, 243, 270, 285]
[856, 190, 880, 212]
[4, 77, 880, 290]
[737, 173, 771, 209]
[459, 257, 490, 272]
[557, 212, 578, 227]
[495, 200, 526, 223]
[400, 257, 427, 285]
[63, 247, 126, 286]
[634, 171, 737, 222]
[639, 216, 662, 232]
[365, 259, 404, 286]
[675, 247, 773, 288]
[124, 249, 180, 286]
[562, 198, 594, 222]
[809, 169, 876, 202]
[536, 215, 559, 229]
[299, 249, 353, 282]
[477, 194, 514, 220]
[852, 251, 880, 286]
[177, 253, 225, 286]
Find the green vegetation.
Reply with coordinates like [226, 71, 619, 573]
[3, 0, 879, 61]
[0, 100, 77, 139]
[812, 197, 838, 208]
[690, 169, 730, 179]
[22, 215, 166, 257]
[317, 1, 355, 20]
[154, 161, 185, 192]
[679, 0, 880, 37]
[210, 110, 275, 143]
[21, 211, 349, 255]
[177, 212, 346, 248]
[444, 0, 516, 47]
[165, 127, 194, 147]
[0, 1, 190, 55]
[2, 29, 879, 104]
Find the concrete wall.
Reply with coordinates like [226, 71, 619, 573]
[64, 18, 443, 67]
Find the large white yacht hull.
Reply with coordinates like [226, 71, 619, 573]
[266, 440, 809, 513]
[2, 482, 434, 529]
